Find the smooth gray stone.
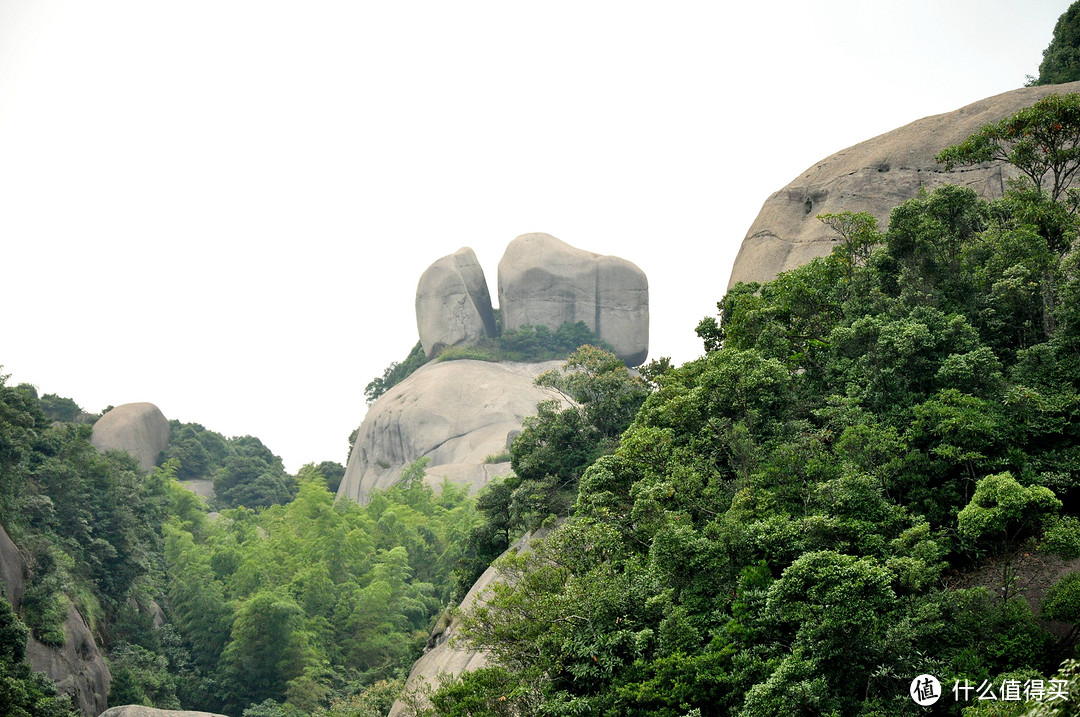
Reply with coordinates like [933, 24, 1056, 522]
[415, 247, 496, 358]
[729, 80, 1080, 288]
[337, 359, 564, 505]
[90, 402, 170, 473]
[498, 233, 648, 366]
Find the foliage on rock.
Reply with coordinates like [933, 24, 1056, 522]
[424, 109, 1080, 714]
[1033, 2, 1080, 86]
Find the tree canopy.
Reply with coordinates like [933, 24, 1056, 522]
[421, 105, 1080, 715]
[936, 92, 1080, 204]
[1034, 1, 1080, 86]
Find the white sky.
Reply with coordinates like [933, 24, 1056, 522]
[0, 1, 1070, 471]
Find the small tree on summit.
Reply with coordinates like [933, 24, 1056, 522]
[936, 93, 1080, 203]
[1033, 1, 1080, 86]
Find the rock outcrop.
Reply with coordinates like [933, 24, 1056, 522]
[0, 523, 24, 608]
[728, 81, 1080, 288]
[498, 233, 649, 366]
[388, 527, 552, 717]
[90, 402, 170, 473]
[98, 708, 228, 717]
[415, 247, 497, 358]
[26, 606, 111, 717]
[0, 523, 110, 717]
[337, 359, 564, 504]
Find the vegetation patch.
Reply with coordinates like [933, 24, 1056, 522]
[365, 321, 614, 403]
[424, 95, 1080, 714]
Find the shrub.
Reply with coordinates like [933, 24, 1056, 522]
[1042, 515, 1080, 559]
[1042, 572, 1080, 624]
[957, 473, 1062, 546]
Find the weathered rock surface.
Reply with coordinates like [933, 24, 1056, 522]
[90, 402, 170, 473]
[388, 527, 552, 717]
[179, 479, 214, 500]
[498, 233, 649, 366]
[337, 359, 564, 504]
[422, 461, 512, 493]
[0, 522, 25, 609]
[0, 523, 110, 717]
[728, 81, 1080, 288]
[27, 604, 111, 716]
[98, 708, 227, 717]
[416, 247, 497, 357]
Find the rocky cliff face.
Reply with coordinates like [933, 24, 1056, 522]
[728, 80, 1080, 288]
[347, 233, 646, 701]
[337, 359, 563, 504]
[0, 523, 110, 717]
[387, 527, 552, 717]
[90, 402, 171, 473]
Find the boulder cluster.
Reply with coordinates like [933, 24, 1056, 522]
[338, 233, 649, 506]
[415, 233, 649, 367]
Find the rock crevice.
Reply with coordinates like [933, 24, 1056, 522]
[415, 234, 649, 366]
[498, 233, 649, 366]
[415, 247, 497, 358]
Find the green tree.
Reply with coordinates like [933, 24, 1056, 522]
[365, 342, 427, 403]
[107, 642, 181, 709]
[425, 667, 535, 717]
[936, 93, 1080, 203]
[818, 211, 879, 283]
[451, 346, 649, 595]
[213, 443, 296, 509]
[314, 460, 346, 493]
[38, 393, 82, 423]
[0, 596, 79, 717]
[957, 471, 1062, 546]
[165, 525, 233, 672]
[313, 679, 403, 717]
[1034, 1, 1080, 86]
[1042, 571, 1080, 625]
[218, 590, 314, 712]
[164, 462, 474, 712]
[0, 370, 48, 521]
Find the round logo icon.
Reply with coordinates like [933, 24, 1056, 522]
[910, 674, 942, 706]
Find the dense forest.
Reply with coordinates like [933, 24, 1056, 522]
[413, 96, 1080, 716]
[0, 379, 477, 716]
[4, 22, 1080, 716]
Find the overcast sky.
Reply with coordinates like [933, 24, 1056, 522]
[0, 1, 1070, 471]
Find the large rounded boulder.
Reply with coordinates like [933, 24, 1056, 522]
[498, 233, 648, 366]
[728, 80, 1080, 287]
[415, 247, 497, 357]
[337, 359, 564, 504]
[90, 402, 170, 473]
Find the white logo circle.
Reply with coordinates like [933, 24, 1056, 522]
[910, 674, 942, 706]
